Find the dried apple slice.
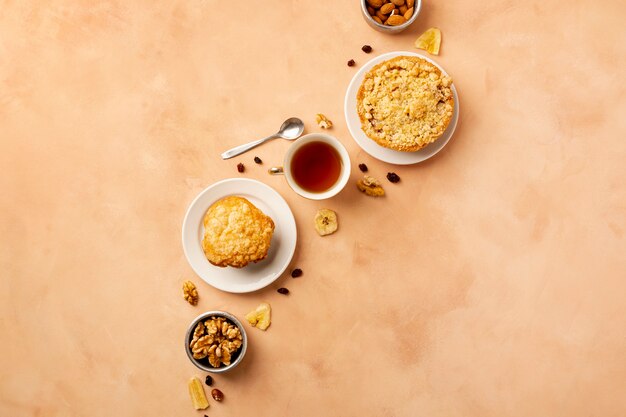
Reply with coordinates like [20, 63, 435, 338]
[245, 302, 271, 330]
[414, 27, 441, 55]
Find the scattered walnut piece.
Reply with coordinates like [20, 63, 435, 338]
[315, 113, 333, 129]
[357, 175, 385, 197]
[183, 281, 199, 305]
[189, 316, 243, 367]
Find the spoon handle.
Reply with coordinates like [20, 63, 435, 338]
[220, 134, 279, 160]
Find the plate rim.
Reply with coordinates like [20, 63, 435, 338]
[181, 177, 297, 294]
[344, 51, 460, 165]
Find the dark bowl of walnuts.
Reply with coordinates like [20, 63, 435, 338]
[185, 311, 248, 373]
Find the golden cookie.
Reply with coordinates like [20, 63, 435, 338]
[202, 196, 274, 268]
[357, 55, 454, 152]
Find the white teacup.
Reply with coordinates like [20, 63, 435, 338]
[269, 133, 351, 200]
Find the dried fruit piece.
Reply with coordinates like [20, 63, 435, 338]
[399, 5, 408, 14]
[347, 59, 355, 67]
[237, 163, 245, 173]
[254, 156, 262, 164]
[183, 281, 199, 306]
[358, 163, 368, 172]
[245, 302, 271, 330]
[291, 268, 303, 278]
[404, 7, 413, 19]
[366, 0, 383, 8]
[372, 16, 383, 24]
[414, 27, 441, 55]
[205, 375, 213, 386]
[386, 172, 401, 183]
[314, 208, 338, 236]
[386, 14, 406, 25]
[211, 389, 224, 402]
[362, 45, 372, 53]
[357, 175, 385, 197]
[277, 287, 289, 295]
[315, 113, 333, 129]
[188, 377, 210, 410]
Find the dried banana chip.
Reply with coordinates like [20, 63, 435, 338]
[414, 27, 441, 55]
[314, 209, 338, 236]
[245, 302, 271, 331]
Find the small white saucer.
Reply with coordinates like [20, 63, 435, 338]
[182, 178, 297, 293]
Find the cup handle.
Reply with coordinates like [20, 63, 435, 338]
[268, 166, 284, 175]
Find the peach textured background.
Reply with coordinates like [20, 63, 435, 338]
[1, 1, 625, 416]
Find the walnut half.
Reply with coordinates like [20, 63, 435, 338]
[315, 113, 333, 129]
[357, 175, 385, 197]
[183, 281, 199, 305]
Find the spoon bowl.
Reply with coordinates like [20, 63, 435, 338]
[278, 118, 305, 140]
[221, 117, 305, 159]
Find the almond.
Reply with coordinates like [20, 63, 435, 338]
[404, 7, 414, 19]
[376, 9, 387, 20]
[399, 5, 408, 14]
[366, 0, 384, 8]
[407, 0, 414, 7]
[391, 0, 405, 5]
[380, 2, 395, 14]
[367, 5, 376, 15]
[386, 14, 406, 25]
[373, 15, 383, 24]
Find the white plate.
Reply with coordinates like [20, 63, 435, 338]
[344, 51, 459, 165]
[182, 178, 297, 293]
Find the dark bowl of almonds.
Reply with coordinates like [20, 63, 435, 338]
[361, 0, 421, 34]
[185, 311, 248, 373]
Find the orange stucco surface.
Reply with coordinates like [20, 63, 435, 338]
[1, 1, 625, 416]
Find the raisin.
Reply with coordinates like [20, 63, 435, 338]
[253, 156, 262, 164]
[204, 375, 213, 386]
[211, 388, 224, 402]
[291, 268, 303, 278]
[347, 59, 355, 67]
[277, 288, 289, 295]
[361, 45, 372, 53]
[386, 172, 400, 183]
[358, 163, 368, 172]
[237, 163, 245, 173]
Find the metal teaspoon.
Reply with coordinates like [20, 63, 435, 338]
[220, 117, 305, 160]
